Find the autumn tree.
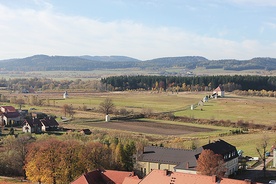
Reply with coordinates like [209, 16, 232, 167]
[58, 140, 84, 183]
[196, 149, 226, 178]
[78, 142, 111, 172]
[25, 139, 64, 184]
[0, 134, 34, 177]
[98, 98, 115, 115]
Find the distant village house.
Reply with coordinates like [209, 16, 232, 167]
[0, 106, 21, 126]
[22, 117, 59, 133]
[213, 86, 225, 97]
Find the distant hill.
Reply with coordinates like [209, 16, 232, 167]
[0, 55, 276, 72]
[78, 55, 140, 62]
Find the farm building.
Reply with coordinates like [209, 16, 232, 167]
[0, 106, 21, 126]
[22, 118, 42, 133]
[213, 86, 225, 97]
[22, 117, 59, 133]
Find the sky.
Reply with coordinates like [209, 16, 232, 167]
[0, 0, 276, 60]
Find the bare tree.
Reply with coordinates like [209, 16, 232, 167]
[99, 98, 115, 115]
[256, 135, 269, 177]
[62, 104, 75, 118]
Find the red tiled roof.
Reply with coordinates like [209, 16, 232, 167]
[139, 170, 262, 184]
[71, 170, 140, 184]
[214, 86, 224, 92]
[1, 106, 16, 112]
[122, 176, 141, 184]
[103, 170, 137, 184]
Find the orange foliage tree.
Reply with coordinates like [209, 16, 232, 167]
[196, 149, 226, 178]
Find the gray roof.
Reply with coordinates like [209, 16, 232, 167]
[138, 146, 202, 168]
[138, 139, 238, 171]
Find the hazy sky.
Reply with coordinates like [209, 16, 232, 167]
[0, 0, 275, 60]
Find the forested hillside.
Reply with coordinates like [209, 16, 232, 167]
[0, 55, 276, 72]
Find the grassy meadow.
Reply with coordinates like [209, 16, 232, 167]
[2, 90, 276, 157]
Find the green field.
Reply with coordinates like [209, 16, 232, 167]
[2, 90, 276, 157]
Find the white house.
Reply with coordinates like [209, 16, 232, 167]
[0, 106, 21, 126]
[213, 86, 225, 97]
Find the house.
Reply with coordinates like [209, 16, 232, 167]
[138, 169, 261, 184]
[0, 106, 21, 126]
[136, 146, 199, 177]
[136, 139, 238, 177]
[199, 139, 239, 176]
[22, 118, 42, 133]
[71, 169, 141, 184]
[213, 85, 225, 97]
[40, 116, 59, 131]
[1, 106, 16, 113]
[22, 117, 59, 133]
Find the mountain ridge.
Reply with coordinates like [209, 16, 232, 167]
[0, 55, 276, 72]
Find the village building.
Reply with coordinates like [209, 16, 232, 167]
[71, 169, 140, 184]
[22, 117, 59, 133]
[40, 116, 59, 131]
[71, 169, 260, 184]
[213, 86, 225, 97]
[138, 169, 261, 184]
[22, 118, 42, 133]
[0, 106, 21, 126]
[136, 139, 238, 177]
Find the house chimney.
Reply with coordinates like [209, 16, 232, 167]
[164, 169, 169, 176]
[186, 162, 189, 169]
[244, 179, 252, 184]
[212, 175, 218, 183]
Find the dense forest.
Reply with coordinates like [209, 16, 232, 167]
[101, 75, 276, 92]
[1, 75, 276, 93]
[0, 55, 276, 71]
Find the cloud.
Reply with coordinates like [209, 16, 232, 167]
[0, 1, 275, 60]
[226, 0, 276, 6]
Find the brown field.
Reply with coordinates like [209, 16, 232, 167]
[77, 120, 214, 136]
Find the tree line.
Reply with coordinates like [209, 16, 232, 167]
[2, 75, 276, 93]
[0, 78, 105, 92]
[0, 133, 146, 183]
[101, 75, 276, 92]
